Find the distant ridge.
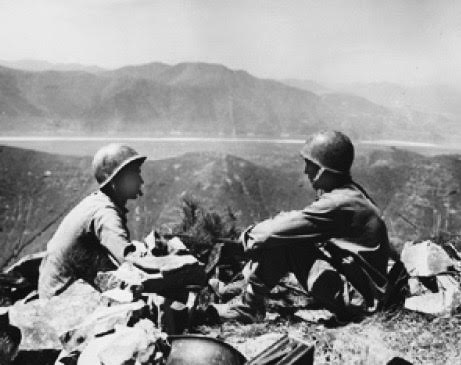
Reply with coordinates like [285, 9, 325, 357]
[0, 61, 457, 142]
[0, 59, 104, 73]
[334, 81, 461, 119]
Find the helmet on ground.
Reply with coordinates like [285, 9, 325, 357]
[300, 130, 354, 174]
[92, 143, 146, 188]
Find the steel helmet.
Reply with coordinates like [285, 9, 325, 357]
[92, 143, 146, 188]
[300, 131, 354, 175]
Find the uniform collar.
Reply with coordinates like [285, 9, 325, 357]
[96, 190, 129, 216]
[314, 179, 354, 199]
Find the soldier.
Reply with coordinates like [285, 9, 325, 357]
[214, 131, 392, 324]
[38, 143, 204, 299]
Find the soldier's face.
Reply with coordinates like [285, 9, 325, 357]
[115, 163, 144, 200]
[303, 159, 319, 185]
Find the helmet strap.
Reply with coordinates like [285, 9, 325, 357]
[312, 166, 326, 187]
[312, 167, 352, 191]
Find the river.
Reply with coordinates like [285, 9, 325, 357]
[0, 136, 459, 160]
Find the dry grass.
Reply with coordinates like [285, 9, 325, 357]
[198, 309, 461, 364]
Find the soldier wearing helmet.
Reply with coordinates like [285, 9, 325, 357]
[214, 131, 393, 325]
[38, 144, 205, 298]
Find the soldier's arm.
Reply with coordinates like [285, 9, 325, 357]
[126, 254, 200, 273]
[245, 197, 339, 251]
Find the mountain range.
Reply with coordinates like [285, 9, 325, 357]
[0, 61, 458, 142]
[282, 78, 461, 133]
[335, 82, 461, 119]
[1, 144, 461, 269]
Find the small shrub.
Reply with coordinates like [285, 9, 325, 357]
[172, 196, 240, 261]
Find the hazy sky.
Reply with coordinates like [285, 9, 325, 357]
[0, 0, 460, 86]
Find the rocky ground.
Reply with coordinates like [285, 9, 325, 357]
[200, 310, 461, 364]
[3, 241, 461, 364]
[7, 281, 461, 365]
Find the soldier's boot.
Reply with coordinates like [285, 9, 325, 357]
[309, 266, 367, 326]
[212, 285, 266, 324]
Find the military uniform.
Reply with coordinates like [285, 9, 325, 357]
[242, 182, 391, 319]
[38, 191, 135, 298]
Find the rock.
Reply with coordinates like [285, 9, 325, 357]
[407, 277, 428, 296]
[0, 255, 41, 305]
[95, 258, 206, 296]
[9, 281, 104, 350]
[165, 237, 189, 254]
[404, 274, 461, 315]
[60, 300, 148, 353]
[5, 251, 45, 284]
[401, 241, 461, 316]
[95, 262, 148, 292]
[265, 312, 280, 321]
[77, 319, 165, 365]
[401, 240, 454, 277]
[294, 309, 334, 323]
[101, 288, 134, 304]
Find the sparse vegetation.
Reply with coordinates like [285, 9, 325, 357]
[170, 195, 240, 262]
[173, 196, 239, 242]
[199, 310, 461, 364]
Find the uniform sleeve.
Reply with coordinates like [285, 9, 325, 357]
[246, 195, 342, 250]
[92, 207, 135, 264]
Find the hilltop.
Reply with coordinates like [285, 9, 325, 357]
[0, 62, 456, 142]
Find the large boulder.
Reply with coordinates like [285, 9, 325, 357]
[60, 300, 148, 353]
[401, 240, 461, 315]
[404, 274, 461, 316]
[8, 281, 104, 350]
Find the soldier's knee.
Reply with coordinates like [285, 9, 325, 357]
[307, 260, 340, 291]
[306, 260, 347, 312]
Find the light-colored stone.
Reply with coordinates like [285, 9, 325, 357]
[96, 256, 205, 294]
[101, 288, 134, 304]
[9, 280, 104, 350]
[294, 309, 334, 323]
[95, 262, 150, 292]
[407, 277, 427, 296]
[405, 274, 461, 316]
[77, 319, 165, 365]
[60, 300, 147, 353]
[401, 240, 454, 277]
